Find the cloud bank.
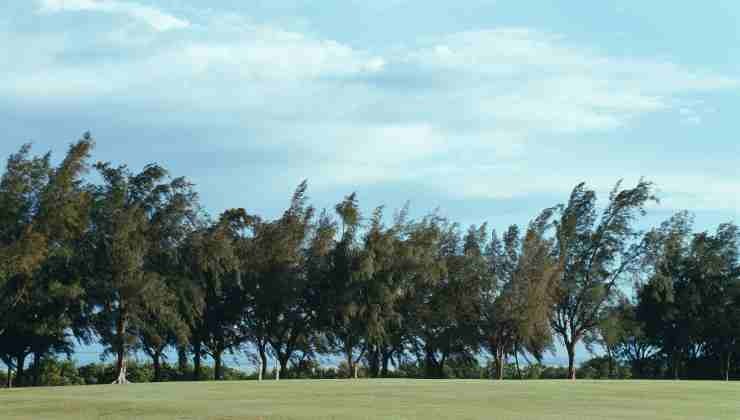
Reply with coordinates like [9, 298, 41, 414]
[1, 3, 736, 216]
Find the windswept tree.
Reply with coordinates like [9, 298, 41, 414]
[360, 206, 408, 378]
[485, 210, 559, 380]
[639, 215, 740, 380]
[181, 209, 251, 380]
[0, 136, 93, 385]
[243, 181, 318, 378]
[697, 222, 740, 381]
[637, 211, 697, 379]
[404, 218, 489, 378]
[84, 162, 194, 384]
[319, 193, 373, 378]
[549, 180, 655, 380]
[0, 145, 51, 338]
[590, 297, 656, 378]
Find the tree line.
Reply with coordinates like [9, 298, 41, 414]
[1, 135, 738, 386]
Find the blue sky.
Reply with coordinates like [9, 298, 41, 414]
[1, 0, 738, 233]
[1, 0, 738, 368]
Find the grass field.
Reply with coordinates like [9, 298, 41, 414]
[1, 379, 738, 420]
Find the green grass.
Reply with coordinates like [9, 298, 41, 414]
[1, 379, 738, 420]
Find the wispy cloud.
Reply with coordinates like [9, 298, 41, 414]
[38, 0, 190, 32]
[3, 9, 738, 214]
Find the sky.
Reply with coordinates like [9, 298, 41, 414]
[1, 0, 739, 367]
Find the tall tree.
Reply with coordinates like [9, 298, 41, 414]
[637, 211, 697, 379]
[689, 223, 739, 380]
[0, 136, 93, 384]
[550, 180, 655, 379]
[180, 209, 249, 380]
[243, 181, 317, 378]
[320, 193, 373, 378]
[485, 211, 559, 380]
[404, 218, 488, 378]
[84, 162, 193, 384]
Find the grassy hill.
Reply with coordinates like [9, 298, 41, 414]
[1, 379, 738, 419]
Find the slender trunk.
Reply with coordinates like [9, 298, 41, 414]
[6, 365, 11, 388]
[278, 355, 289, 379]
[153, 352, 161, 382]
[514, 351, 522, 380]
[213, 350, 223, 381]
[258, 344, 267, 381]
[346, 345, 354, 379]
[672, 350, 679, 380]
[381, 349, 391, 377]
[438, 353, 447, 379]
[15, 354, 25, 387]
[424, 348, 438, 378]
[566, 341, 577, 380]
[495, 346, 505, 380]
[368, 346, 380, 378]
[193, 341, 202, 381]
[177, 346, 188, 374]
[32, 351, 41, 386]
[725, 352, 731, 382]
[607, 349, 614, 378]
[112, 306, 129, 384]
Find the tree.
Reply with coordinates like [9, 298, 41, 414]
[484, 210, 559, 380]
[319, 193, 373, 379]
[403, 218, 488, 378]
[243, 181, 317, 378]
[0, 144, 51, 338]
[637, 211, 697, 379]
[688, 223, 739, 380]
[180, 209, 250, 380]
[589, 297, 656, 378]
[550, 180, 655, 380]
[84, 162, 194, 384]
[0, 136, 93, 385]
[359, 206, 408, 378]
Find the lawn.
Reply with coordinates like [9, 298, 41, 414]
[1, 379, 738, 420]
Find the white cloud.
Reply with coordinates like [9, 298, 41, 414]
[405, 29, 735, 133]
[38, 0, 190, 32]
[2, 15, 738, 212]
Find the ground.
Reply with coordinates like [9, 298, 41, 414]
[1, 379, 738, 419]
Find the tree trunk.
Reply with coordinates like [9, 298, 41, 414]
[566, 342, 577, 380]
[32, 351, 42, 386]
[177, 346, 188, 374]
[112, 357, 129, 384]
[671, 350, 680, 380]
[6, 365, 11, 388]
[381, 349, 391, 377]
[278, 355, 289, 380]
[193, 341, 202, 381]
[112, 308, 129, 384]
[346, 347, 354, 379]
[368, 347, 380, 378]
[514, 351, 522, 380]
[258, 344, 267, 381]
[213, 350, 223, 381]
[153, 352, 162, 382]
[725, 352, 731, 382]
[424, 349, 437, 378]
[15, 354, 27, 387]
[495, 345, 505, 380]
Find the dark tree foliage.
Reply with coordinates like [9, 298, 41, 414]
[2, 138, 738, 385]
[549, 180, 656, 379]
